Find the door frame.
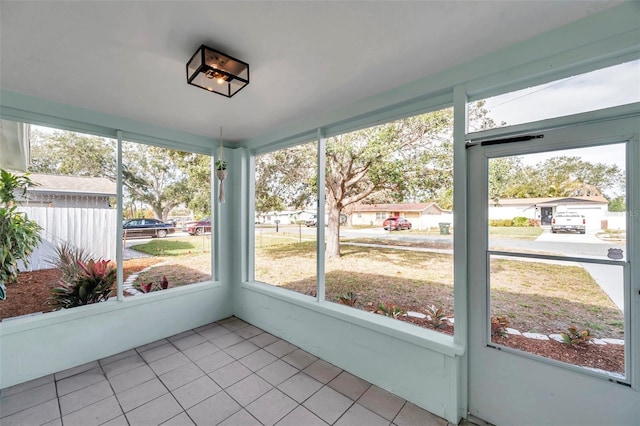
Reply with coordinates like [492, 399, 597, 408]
[466, 110, 639, 425]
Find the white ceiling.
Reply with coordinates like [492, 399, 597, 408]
[0, 1, 621, 144]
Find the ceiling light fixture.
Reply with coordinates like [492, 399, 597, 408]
[186, 45, 249, 98]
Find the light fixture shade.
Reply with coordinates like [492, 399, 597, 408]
[186, 45, 249, 98]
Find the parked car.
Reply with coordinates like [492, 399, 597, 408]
[551, 212, 586, 234]
[383, 216, 412, 231]
[123, 218, 175, 238]
[184, 217, 211, 236]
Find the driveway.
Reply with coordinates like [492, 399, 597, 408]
[534, 228, 603, 244]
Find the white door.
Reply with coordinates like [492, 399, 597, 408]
[467, 114, 638, 425]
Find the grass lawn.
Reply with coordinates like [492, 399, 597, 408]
[127, 231, 622, 338]
[488, 226, 544, 239]
[254, 234, 622, 337]
[128, 237, 211, 287]
[130, 236, 211, 256]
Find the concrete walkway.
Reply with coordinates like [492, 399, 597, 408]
[124, 247, 151, 260]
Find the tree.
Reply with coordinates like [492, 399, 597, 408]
[608, 196, 626, 212]
[254, 143, 317, 220]
[167, 151, 212, 218]
[324, 111, 454, 257]
[255, 103, 499, 258]
[489, 155, 625, 201]
[0, 170, 42, 294]
[488, 157, 525, 205]
[30, 130, 117, 180]
[121, 144, 190, 221]
[30, 129, 210, 221]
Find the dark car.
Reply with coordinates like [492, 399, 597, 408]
[123, 218, 175, 238]
[383, 216, 412, 231]
[184, 217, 211, 236]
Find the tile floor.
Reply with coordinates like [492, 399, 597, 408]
[1, 317, 470, 426]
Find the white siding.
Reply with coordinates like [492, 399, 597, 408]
[17, 206, 117, 271]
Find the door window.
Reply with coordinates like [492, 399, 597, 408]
[487, 142, 628, 379]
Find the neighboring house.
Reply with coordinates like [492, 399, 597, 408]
[489, 196, 609, 230]
[19, 174, 116, 208]
[351, 202, 451, 230]
[257, 209, 315, 225]
[15, 174, 118, 270]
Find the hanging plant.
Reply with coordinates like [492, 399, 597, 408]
[216, 127, 227, 203]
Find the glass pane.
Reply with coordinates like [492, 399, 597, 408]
[489, 254, 625, 378]
[476, 59, 640, 130]
[1, 125, 118, 319]
[487, 141, 627, 379]
[488, 143, 627, 260]
[254, 141, 318, 297]
[323, 108, 455, 334]
[122, 141, 212, 294]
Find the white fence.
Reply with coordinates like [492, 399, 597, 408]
[17, 206, 117, 271]
[603, 211, 626, 230]
[418, 213, 454, 231]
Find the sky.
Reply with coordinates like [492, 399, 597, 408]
[480, 59, 638, 170]
[482, 59, 639, 128]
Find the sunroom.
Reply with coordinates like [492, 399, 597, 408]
[1, 2, 639, 425]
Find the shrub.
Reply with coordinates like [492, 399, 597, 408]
[135, 276, 169, 293]
[375, 303, 405, 319]
[491, 316, 510, 338]
[527, 219, 541, 227]
[0, 170, 42, 291]
[512, 216, 528, 227]
[560, 325, 593, 347]
[425, 305, 447, 328]
[49, 259, 115, 309]
[48, 242, 94, 284]
[339, 291, 358, 307]
[489, 219, 513, 227]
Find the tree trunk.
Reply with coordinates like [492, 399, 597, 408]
[325, 198, 341, 258]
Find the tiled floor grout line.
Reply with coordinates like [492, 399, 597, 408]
[97, 361, 130, 426]
[54, 376, 64, 425]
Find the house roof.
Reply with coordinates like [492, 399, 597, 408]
[0, 2, 619, 144]
[493, 196, 609, 206]
[353, 203, 444, 213]
[26, 174, 117, 196]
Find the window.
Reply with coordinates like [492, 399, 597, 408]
[252, 107, 458, 334]
[487, 143, 628, 378]
[0, 124, 216, 321]
[1, 125, 118, 318]
[254, 141, 318, 297]
[322, 109, 454, 333]
[475, 59, 640, 131]
[122, 141, 212, 294]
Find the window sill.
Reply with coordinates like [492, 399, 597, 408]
[241, 281, 464, 358]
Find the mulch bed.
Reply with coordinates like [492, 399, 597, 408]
[0, 258, 160, 320]
[493, 334, 624, 374]
[372, 303, 624, 375]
